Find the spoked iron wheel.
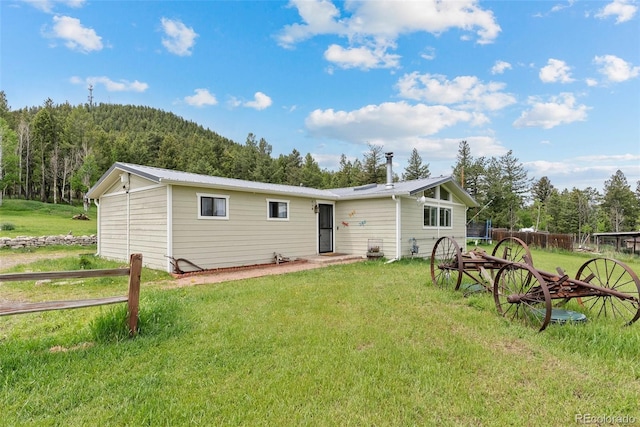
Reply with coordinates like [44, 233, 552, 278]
[430, 236, 463, 290]
[575, 257, 640, 326]
[494, 263, 552, 332]
[492, 237, 533, 266]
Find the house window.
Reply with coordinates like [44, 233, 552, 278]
[439, 207, 452, 227]
[424, 188, 436, 199]
[197, 193, 229, 220]
[423, 205, 452, 228]
[423, 206, 438, 227]
[267, 199, 289, 220]
[439, 187, 450, 201]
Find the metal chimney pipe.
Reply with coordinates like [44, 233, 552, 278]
[385, 152, 394, 189]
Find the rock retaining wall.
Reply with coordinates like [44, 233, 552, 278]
[0, 235, 97, 249]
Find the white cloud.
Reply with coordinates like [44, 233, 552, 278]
[277, 0, 345, 47]
[539, 58, 574, 83]
[305, 101, 480, 143]
[396, 72, 516, 111]
[551, 1, 574, 13]
[161, 18, 198, 56]
[48, 15, 102, 53]
[513, 93, 589, 129]
[71, 76, 148, 92]
[421, 47, 436, 61]
[277, 0, 500, 70]
[525, 155, 640, 190]
[594, 55, 640, 82]
[595, 0, 637, 23]
[491, 60, 512, 75]
[22, 0, 85, 13]
[244, 92, 272, 110]
[227, 96, 242, 108]
[573, 153, 640, 162]
[184, 89, 217, 107]
[324, 43, 400, 69]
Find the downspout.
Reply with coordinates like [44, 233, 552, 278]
[387, 153, 401, 260]
[124, 173, 130, 257]
[126, 189, 130, 257]
[392, 195, 401, 260]
[437, 198, 441, 239]
[166, 184, 173, 273]
[93, 198, 100, 256]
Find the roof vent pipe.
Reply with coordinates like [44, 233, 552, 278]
[385, 152, 394, 189]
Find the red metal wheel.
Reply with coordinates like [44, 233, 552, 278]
[494, 263, 552, 332]
[430, 236, 463, 290]
[575, 257, 640, 326]
[492, 237, 534, 266]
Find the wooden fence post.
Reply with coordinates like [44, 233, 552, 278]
[127, 253, 143, 336]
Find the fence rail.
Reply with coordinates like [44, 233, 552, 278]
[0, 253, 142, 336]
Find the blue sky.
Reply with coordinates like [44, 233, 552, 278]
[2, 0, 639, 193]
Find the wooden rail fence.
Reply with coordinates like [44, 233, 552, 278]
[492, 230, 573, 251]
[0, 253, 142, 336]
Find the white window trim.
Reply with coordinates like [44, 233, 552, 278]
[439, 186, 451, 201]
[439, 206, 452, 228]
[422, 187, 436, 200]
[267, 198, 290, 221]
[422, 203, 453, 229]
[197, 193, 230, 220]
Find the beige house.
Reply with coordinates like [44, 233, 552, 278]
[86, 158, 478, 273]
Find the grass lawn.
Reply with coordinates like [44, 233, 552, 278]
[0, 199, 97, 238]
[1, 249, 639, 426]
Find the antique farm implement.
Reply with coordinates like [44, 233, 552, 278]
[430, 236, 640, 331]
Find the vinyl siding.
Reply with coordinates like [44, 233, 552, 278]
[399, 191, 469, 259]
[171, 186, 317, 271]
[97, 176, 167, 270]
[98, 192, 128, 261]
[127, 186, 167, 270]
[335, 198, 397, 258]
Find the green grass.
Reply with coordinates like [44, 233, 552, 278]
[0, 199, 97, 238]
[1, 250, 640, 426]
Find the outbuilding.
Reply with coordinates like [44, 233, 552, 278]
[86, 156, 478, 272]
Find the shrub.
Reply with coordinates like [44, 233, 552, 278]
[1, 222, 16, 231]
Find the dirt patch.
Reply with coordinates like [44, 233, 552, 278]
[1, 250, 365, 287]
[170, 258, 363, 288]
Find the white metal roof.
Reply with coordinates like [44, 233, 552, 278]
[87, 162, 478, 206]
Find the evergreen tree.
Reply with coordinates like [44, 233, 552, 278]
[530, 176, 555, 231]
[601, 170, 638, 232]
[0, 118, 19, 203]
[273, 149, 303, 186]
[402, 148, 430, 180]
[452, 140, 485, 199]
[253, 137, 274, 183]
[360, 143, 385, 184]
[333, 154, 353, 187]
[547, 189, 572, 233]
[32, 98, 59, 202]
[531, 176, 554, 204]
[300, 153, 323, 188]
[157, 134, 181, 170]
[480, 150, 530, 229]
[452, 140, 472, 188]
[0, 90, 12, 128]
